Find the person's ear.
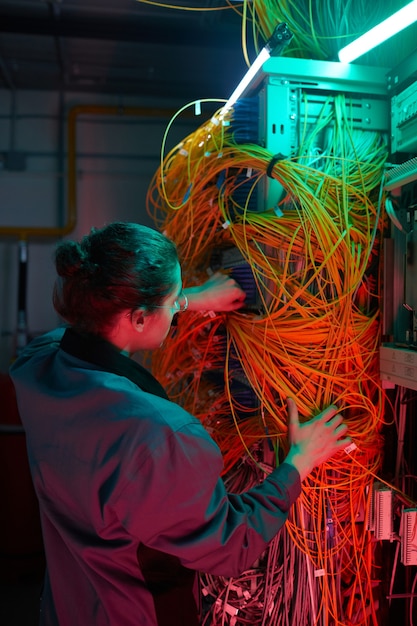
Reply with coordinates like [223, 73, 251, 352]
[131, 309, 145, 332]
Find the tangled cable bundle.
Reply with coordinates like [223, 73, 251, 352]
[137, 1, 412, 67]
[213, 0, 411, 68]
[146, 92, 389, 624]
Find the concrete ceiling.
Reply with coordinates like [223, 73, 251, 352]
[0, 0, 248, 101]
[1, 1, 417, 101]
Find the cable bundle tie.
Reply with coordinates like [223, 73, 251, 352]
[246, 167, 253, 178]
[211, 116, 220, 126]
[179, 148, 188, 156]
[217, 151, 223, 158]
[204, 151, 211, 157]
[273, 205, 284, 217]
[194, 100, 201, 116]
[344, 442, 358, 454]
[222, 220, 230, 229]
[314, 569, 326, 577]
[266, 152, 286, 178]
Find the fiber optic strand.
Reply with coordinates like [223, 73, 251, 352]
[246, 0, 406, 61]
[146, 92, 388, 624]
[226, 191, 385, 622]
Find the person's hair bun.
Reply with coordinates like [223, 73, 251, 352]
[52, 222, 178, 334]
[55, 241, 93, 278]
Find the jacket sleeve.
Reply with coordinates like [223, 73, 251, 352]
[115, 416, 301, 578]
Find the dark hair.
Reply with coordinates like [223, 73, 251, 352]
[53, 222, 179, 335]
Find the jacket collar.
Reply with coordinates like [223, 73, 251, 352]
[59, 327, 168, 400]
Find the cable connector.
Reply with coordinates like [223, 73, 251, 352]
[266, 22, 293, 55]
[344, 442, 357, 454]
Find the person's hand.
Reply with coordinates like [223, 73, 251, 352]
[185, 272, 246, 312]
[284, 398, 351, 481]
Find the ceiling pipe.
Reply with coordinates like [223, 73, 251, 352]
[66, 104, 179, 237]
[2, 103, 179, 359]
[0, 103, 177, 240]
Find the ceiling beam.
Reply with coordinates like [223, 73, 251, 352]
[0, 11, 241, 50]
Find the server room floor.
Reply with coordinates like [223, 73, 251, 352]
[0, 577, 43, 626]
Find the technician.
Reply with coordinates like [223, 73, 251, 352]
[10, 221, 350, 626]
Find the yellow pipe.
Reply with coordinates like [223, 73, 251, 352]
[0, 104, 177, 240]
[67, 104, 179, 237]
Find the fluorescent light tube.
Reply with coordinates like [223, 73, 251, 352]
[222, 48, 270, 113]
[221, 23, 293, 114]
[338, 0, 417, 63]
